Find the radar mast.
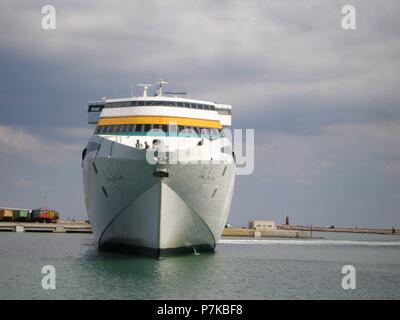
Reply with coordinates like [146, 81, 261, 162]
[155, 79, 168, 97]
[137, 84, 153, 97]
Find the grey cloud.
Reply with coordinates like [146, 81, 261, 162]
[0, 124, 83, 166]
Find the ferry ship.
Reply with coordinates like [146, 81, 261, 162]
[82, 81, 235, 257]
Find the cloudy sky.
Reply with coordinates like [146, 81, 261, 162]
[0, 0, 399, 227]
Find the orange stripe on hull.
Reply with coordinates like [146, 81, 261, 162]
[98, 116, 222, 128]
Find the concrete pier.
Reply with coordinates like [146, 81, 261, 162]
[0, 222, 311, 238]
[222, 227, 311, 238]
[0, 221, 92, 233]
[3, 222, 394, 237]
[279, 224, 400, 235]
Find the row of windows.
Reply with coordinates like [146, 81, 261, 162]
[95, 124, 225, 137]
[106, 101, 216, 110]
[88, 105, 104, 112]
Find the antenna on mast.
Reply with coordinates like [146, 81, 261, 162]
[137, 84, 153, 97]
[155, 79, 168, 97]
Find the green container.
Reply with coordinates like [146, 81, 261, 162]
[19, 210, 28, 218]
[12, 209, 29, 221]
[12, 210, 20, 220]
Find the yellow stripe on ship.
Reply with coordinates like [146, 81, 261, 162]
[98, 116, 222, 129]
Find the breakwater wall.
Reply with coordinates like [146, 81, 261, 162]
[3, 222, 395, 237]
[222, 227, 310, 238]
[0, 221, 92, 233]
[278, 224, 400, 235]
[0, 222, 310, 238]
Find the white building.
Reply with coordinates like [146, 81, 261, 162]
[249, 220, 277, 231]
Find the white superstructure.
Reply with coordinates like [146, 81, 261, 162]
[82, 81, 235, 257]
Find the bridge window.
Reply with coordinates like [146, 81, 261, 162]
[201, 128, 210, 136]
[166, 125, 175, 133]
[103, 101, 216, 110]
[96, 123, 223, 137]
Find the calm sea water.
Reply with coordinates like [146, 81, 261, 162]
[0, 231, 399, 299]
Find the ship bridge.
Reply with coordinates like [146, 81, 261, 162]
[88, 80, 232, 127]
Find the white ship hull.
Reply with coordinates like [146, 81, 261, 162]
[83, 137, 235, 257]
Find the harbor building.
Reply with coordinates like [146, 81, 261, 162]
[248, 220, 277, 231]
